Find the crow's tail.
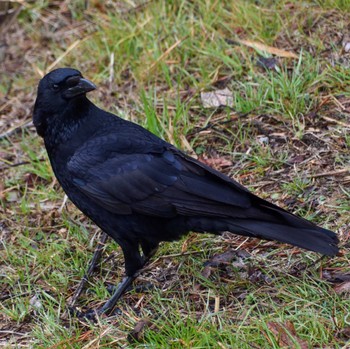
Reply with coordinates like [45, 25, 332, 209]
[225, 219, 338, 256]
[188, 200, 339, 256]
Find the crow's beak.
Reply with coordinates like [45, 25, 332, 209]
[63, 76, 96, 99]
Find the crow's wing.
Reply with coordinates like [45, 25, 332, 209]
[67, 134, 253, 217]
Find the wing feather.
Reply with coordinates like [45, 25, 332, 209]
[67, 136, 253, 217]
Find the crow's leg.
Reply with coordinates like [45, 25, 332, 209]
[97, 274, 139, 315]
[73, 239, 158, 319]
[93, 239, 143, 316]
[68, 232, 109, 309]
[140, 240, 159, 259]
[97, 240, 159, 316]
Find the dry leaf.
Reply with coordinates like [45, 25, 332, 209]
[199, 156, 233, 170]
[323, 271, 350, 283]
[235, 39, 298, 59]
[248, 265, 272, 284]
[6, 190, 19, 202]
[201, 88, 233, 108]
[342, 35, 350, 53]
[128, 319, 151, 343]
[334, 281, 350, 294]
[205, 250, 237, 267]
[267, 321, 308, 349]
[339, 327, 350, 340]
[343, 42, 350, 53]
[201, 265, 212, 278]
[202, 250, 237, 278]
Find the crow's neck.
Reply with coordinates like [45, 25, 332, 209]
[44, 98, 92, 153]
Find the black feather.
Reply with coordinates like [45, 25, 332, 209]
[33, 68, 339, 280]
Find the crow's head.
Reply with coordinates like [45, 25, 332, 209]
[36, 67, 96, 101]
[33, 68, 96, 137]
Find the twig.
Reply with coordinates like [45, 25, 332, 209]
[0, 120, 33, 140]
[46, 37, 89, 73]
[309, 168, 350, 178]
[109, 52, 114, 91]
[0, 161, 31, 171]
[126, 0, 153, 15]
[188, 111, 252, 137]
[331, 95, 346, 111]
[147, 37, 188, 73]
[58, 194, 68, 213]
[320, 115, 350, 128]
[0, 292, 30, 302]
[0, 330, 29, 338]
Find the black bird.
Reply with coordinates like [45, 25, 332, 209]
[33, 68, 338, 316]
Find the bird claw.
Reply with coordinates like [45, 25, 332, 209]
[68, 303, 124, 321]
[68, 306, 99, 322]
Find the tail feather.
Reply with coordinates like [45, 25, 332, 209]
[185, 190, 339, 256]
[187, 215, 339, 256]
[226, 220, 339, 256]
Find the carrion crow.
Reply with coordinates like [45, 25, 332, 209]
[33, 68, 339, 316]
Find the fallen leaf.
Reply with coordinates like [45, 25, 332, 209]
[256, 136, 269, 145]
[6, 190, 19, 202]
[343, 42, 350, 53]
[339, 327, 350, 340]
[29, 295, 43, 310]
[266, 321, 308, 349]
[323, 271, 350, 283]
[248, 265, 272, 284]
[342, 35, 350, 53]
[128, 319, 151, 343]
[334, 281, 350, 294]
[199, 156, 233, 170]
[204, 250, 237, 267]
[235, 39, 298, 58]
[201, 88, 233, 108]
[202, 250, 237, 278]
[289, 155, 305, 164]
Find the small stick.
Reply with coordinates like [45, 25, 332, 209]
[147, 37, 188, 73]
[0, 120, 33, 140]
[309, 168, 350, 178]
[320, 115, 349, 128]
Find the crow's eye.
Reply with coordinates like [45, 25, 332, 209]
[52, 84, 59, 90]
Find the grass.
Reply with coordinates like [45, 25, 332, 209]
[1, 0, 350, 348]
